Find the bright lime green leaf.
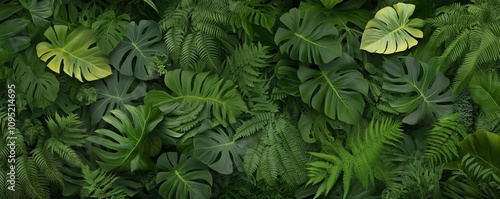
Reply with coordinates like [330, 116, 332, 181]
[321, 0, 343, 9]
[360, 3, 424, 54]
[91, 10, 130, 55]
[156, 152, 213, 199]
[382, 57, 453, 125]
[109, 20, 167, 80]
[36, 25, 112, 82]
[469, 71, 500, 113]
[87, 105, 163, 172]
[298, 54, 368, 125]
[275, 8, 342, 65]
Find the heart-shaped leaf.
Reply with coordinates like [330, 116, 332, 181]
[89, 72, 146, 126]
[156, 152, 213, 199]
[382, 57, 453, 124]
[36, 25, 112, 82]
[87, 105, 163, 172]
[275, 8, 342, 65]
[360, 3, 424, 54]
[109, 20, 167, 80]
[91, 10, 130, 55]
[298, 54, 369, 124]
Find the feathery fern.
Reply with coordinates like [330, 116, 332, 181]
[80, 165, 133, 199]
[306, 118, 403, 198]
[424, 114, 467, 165]
[243, 114, 308, 186]
[159, 0, 233, 72]
[428, 0, 500, 93]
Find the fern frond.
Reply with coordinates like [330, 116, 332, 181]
[46, 113, 87, 147]
[437, 29, 470, 72]
[80, 165, 129, 199]
[424, 114, 467, 165]
[476, 112, 500, 134]
[307, 118, 403, 198]
[17, 156, 50, 199]
[196, 33, 221, 72]
[32, 147, 64, 187]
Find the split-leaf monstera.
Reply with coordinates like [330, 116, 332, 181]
[382, 57, 453, 125]
[298, 54, 368, 125]
[275, 8, 342, 65]
[109, 20, 167, 80]
[91, 10, 130, 55]
[156, 152, 213, 199]
[360, 3, 424, 54]
[87, 105, 163, 172]
[36, 25, 112, 82]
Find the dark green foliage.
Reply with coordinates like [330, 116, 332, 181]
[453, 90, 477, 132]
[243, 115, 308, 186]
[91, 10, 130, 55]
[307, 118, 403, 198]
[424, 114, 467, 164]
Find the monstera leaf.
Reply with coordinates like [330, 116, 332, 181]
[469, 71, 500, 113]
[89, 73, 146, 126]
[87, 105, 163, 172]
[13, 49, 59, 109]
[145, 69, 248, 127]
[298, 54, 369, 125]
[360, 3, 424, 54]
[20, 0, 52, 28]
[321, 0, 343, 9]
[193, 126, 246, 174]
[156, 152, 213, 199]
[382, 57, 453, 124]
[36, 25, 112, 82]
[92, 10, 130, 55]
[460, 130, 500, 174]
[109, 20, 167, 80]
[275, 8, 342, 65]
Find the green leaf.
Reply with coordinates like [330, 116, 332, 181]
[275, 8, 342, 65]
[13, 50, 59, 109]
[382, 57, 453, 125]
[321, 0, 343, 9]
[193, 126, 246, 174]
[156, 152, 213, 199]
[145, 69, 248, 127]
[0, 18, 30, 39]
[89, 72, 146, 126]
[91, 10, 130, 55]
[298, 54, 368, 124]
[0, 3, 22, 21]
[87, 105, 163, 172]
[469, 71, 500, 113]
[460, 130, 500, 174]
[109, 20, 167, 80]
[143, 0, 159, 14]
[360, 3, 424, 54]
[20, 0, 53, 28]
[36, 25, 112, 82]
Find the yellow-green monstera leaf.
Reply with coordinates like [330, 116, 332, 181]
[36, 25, 112, 82]
[360, 3, 424, 54]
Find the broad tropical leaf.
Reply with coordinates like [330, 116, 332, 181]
[156, 152, 213, 199]
[298, 54, 369, 124]
[91, 10, 130, 55]
[89, 73, 146, 126]
[360, 3, 424, 54]
[193, 126, 246, 175]
[87, 105, 163, 172]
[0, 18, 29, 39]
[321, 0, 343, 9]
[275, 8, 342, 65]
[109, 20, 167, 80]
[13, 50, 59, 109]
[469, 71, 500, 113]
[460, 130, 500, 174]
[36, 25, 112, 82]
[382, 57, 453, 125]
[145, 69, 248, 127]
[19, 0, 53, 28]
